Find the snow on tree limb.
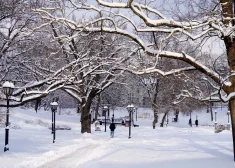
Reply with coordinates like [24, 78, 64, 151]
[126, 66, 196, 76]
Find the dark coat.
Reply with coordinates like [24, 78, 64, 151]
[189, 119, 191, 124]
[109, 123, 116, 131]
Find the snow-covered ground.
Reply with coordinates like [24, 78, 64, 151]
[0, 106, 234, 168]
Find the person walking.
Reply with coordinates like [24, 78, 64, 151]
[109, 122, 116, 138]
[195, 119, 199, 127]
[189, 118, 192, 127]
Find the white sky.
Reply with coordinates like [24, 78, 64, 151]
[71, 0, 226, 56]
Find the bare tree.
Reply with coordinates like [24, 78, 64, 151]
[32, 0, 235, 160]
[0, 1, 133, 134]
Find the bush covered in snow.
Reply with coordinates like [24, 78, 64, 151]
[25, 119, 71, 130]
[48, 125, 71, 130]
[25, 119, 50, 127]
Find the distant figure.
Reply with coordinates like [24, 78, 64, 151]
[195, 119, 198, 127]
[189, 118, 192, 127]
[122, 120, 125, 125]
[109, 122, 116, 138]
[152, 120, 156, 129]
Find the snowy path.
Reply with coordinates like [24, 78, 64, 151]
[15, 136, 112, 168]
[39, 135, 124, 168]
[39, 144, 101, 168]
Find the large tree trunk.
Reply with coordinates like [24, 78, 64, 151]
[80, 89, 99, 133]
[224, 30, 235, 162]
[80, 94, 96, 133]
[225, 43, 235, 161]
[80, 102, 91, 133]
[221, 0, 235, 161]
[229, 99, 235, 161]
[154, 109, 158, 123]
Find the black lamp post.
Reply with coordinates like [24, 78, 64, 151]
[2, 81, 14, 152]
[215, 110, 217, 122]
[127, 104, 134, 139]
[50, 101, 58, 143]
[103, 106, 108, 132]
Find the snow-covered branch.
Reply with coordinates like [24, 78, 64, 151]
[127, 66, 196, 76]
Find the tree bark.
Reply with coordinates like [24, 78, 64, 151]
[95, 95, 101, 120]
[225, 41, 235, 161]
[152, 79, 159, 123]
[154, 109, 158, 123]
[80, 90, 98, 133]
[80, 102, 91, 133]
[220, 0, 235, 161]
[229, 99, 235, 161]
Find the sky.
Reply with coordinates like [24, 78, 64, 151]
[0, 106, 234, 168]
[75, 0, 225, 56]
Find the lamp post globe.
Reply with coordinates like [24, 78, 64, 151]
[103, 106, 108, 111]
[126, 104, 134, 112]
[50, 101, 58, 143]
[2, 81, 14, 152]
[3, 81, 14, 97]
[50, 101, 58, 111]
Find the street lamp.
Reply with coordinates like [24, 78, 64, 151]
[214, 110, 217, 129]
[215, 110, 217, 122]
[50, 101, 58, 143]
[127, 104, 134, 139]
[206, 105, 209, 113]
[103, 106, 108, 132]
[2, 81, 14, 152]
